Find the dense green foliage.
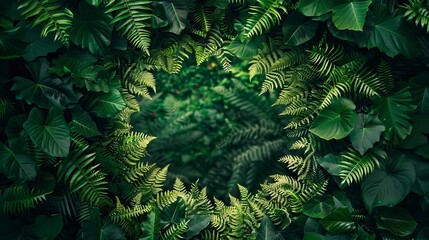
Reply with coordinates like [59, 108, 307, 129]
[1, 0, 429, 239]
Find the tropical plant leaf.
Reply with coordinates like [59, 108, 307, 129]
[361, 151, 416, 213]
[297, 0, 333, 17]
[160, 0, 188, 35]
[70, 106, 102, 137]
[409, 72, 429, 115]
[375, 207, 417, 237]
[23, 34, 62, 62]
[184, 215, 211, 239]
[372, 86, 416, 145]
[0, 136, 36, 182]
[70, 2, 113, 55]
[367, 2, 418, 58]
[310, 98, 357, 140]
[282, 12, 318, 47]
[0, 27, 26, 59]
[327, 12, 374, 47]
[320, 207, 356, 233]
[82, 208, 126, 240]
[90, 88, 126, 118]
[12, 60, 78, 110]
[227, 35, 264, 59]
[317, 154, 341, 176]
[140, 209, 161, 240]
[255, 215, 285, 240]
[34, 215, 63, 240]
[160, 198, 186, 228]
[23, 108, 70, 157]
[302, 197, 334, 219]
[349, 113, 385, 155]
[331, 0, 372, 31]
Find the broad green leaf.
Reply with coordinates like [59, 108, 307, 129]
[23, 108, 70, 157]
[327, 11, 374, 47]
[0, 27, 25, 59]
[255, 215, 285, 240]
[361, 151, 416, 213]
[375, 207, 417, 237]
[160, 198, 185, 228]
[332, 191, 352, 211]
[320, 207, 356, 233]
[140, 210, 160, 240]
[184, 215, 211, 239]
[11, 60, 77, 110]
[82, 208, 126, 240]
[317, 154, 341, 176]
[161, 0, 188, 35]
[0, 136, 36, 181]
[366, 3, 418, 58]
[70, 2, 112, 55]
[23, 34, 62, 62]
[353, 226, 375, 240]
[372, 86, 416, 145]
[35, 215, 63, 240]
[332, 0, 372, 31]
[304, 232, 326, 240]
[297, 0, 333, 17]
[302, 197, 334, 219]
[227, 35, 264, 59]
[310, 98, 357, 140]
[70, 106, 101, 137]
[5, 114, 27, 139]
[304, 217, 325, 233]
[349, 113, 385, 155]
[282, 12, 318, 47]
[409, 72, 429, 115]
[91, 88, 126, 118]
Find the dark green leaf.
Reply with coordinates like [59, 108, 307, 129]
[304, 232, 326, 240]
[0, 27, 25, 59]
[332, 191, 352, 210]
[35, 215, 63, 240]
[12, 60, 77, 110]
[70, 106, 101, 137]
[0, 136, 36, 181]
[185, 215, 211, 239]
[82, 208, 126, 240]
[227, 35, 264, 59]
[303, 197, 334, 219]
[318, 154, 341, 176]
[85, 0, 103, 6]
[91, 88, 126, 118]
[255, 215, 284, 240]
[297, 0, 333, 17]
[372, 86, 416, 145]
[353, 226, 375, 240]
[375, 207, 417, 237]
[140, 210, 160, 240]
[327, 11, 374, 47]
[23, 34, 62, 61]
[349, 113, 385, 155]
[160, 0, 188, 35]
[409, 72, 429, 115]
[160, 198, 185, 228]
[70, 2, 113, 55]
[23, 108, 70, 157]
[320, 207, 356, 233]
[310, 98, 357, 140]
[331, 0, 372, 31]
[282, 12, 318, 47]
[361, 151, 416, 212]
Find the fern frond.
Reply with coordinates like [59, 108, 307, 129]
[57, 146, 110, 206]
[125, 162, 155, 183]
[339, 148, 387, 186]
[0, 184, 49, 214]
[377, 60, 395, 94]
[110, 196, 152, 224]
[402, 0, 429, 32]
[308, 43, 344, 76]
[18, 0, 73, 46]
[0, 97, 12, 119]
[123, 68, 156, 100]
[139, 165, 169, 196]
[112, 131, 156, 166]
[244, 0, 287, 38]
[193, 6, 212, 33]
[107, 0, 152, 52]
[161, 219, 189, 240]
[121, 89, 141, 111]
[352, 67, 381, 99]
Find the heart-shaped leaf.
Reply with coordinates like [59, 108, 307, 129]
[350, 113, 385, 155]
[282, 12, 318, 47]
[302, 197, 334, 219]
[297, 0, 333, 17]
[361, 151, 416, 212]
[23, 108, 70, 157]
[0, 136, 36, 181]
[69, 106, 101, 137]
[332, 0, 372, 31]
[375, 207, 417, 237]
[256, 215, 285, 240]
[320, 207, 356, 233]
[310, 98, 357, 140]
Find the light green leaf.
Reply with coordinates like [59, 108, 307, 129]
[91, 88, 126, 118]
[0, 136, 36, 182]
[372, 86, 416, 145]
[185, 215, 211, 239]
[302, 197, 334, 219]
[255, 215, 285, 240]
[375, 207, 417, 237]
[332, 0, 372, 31]
[282, 12, 318, 47]
[70, 106, 101, 137]
[23, 108, 70, 157]
[349, 113, 385, 155]
[11, 60, 77, 110]
[310, 98, 357, 140]
[297, 0, 333, 17]
[327, 11, 374, 47]
[35, 215, 63, 240]
[140, 210, 160, 240]
[70, 2, 112, 55]
[366, 3, 418, 58]
[320, 207, 356, 233]
[361, 151, 416, 213]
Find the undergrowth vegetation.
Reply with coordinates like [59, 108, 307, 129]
[1, 0, 429, 239]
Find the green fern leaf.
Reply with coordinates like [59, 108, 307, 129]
[0, 184, 49, 214]
[244, 0, 287, 38]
